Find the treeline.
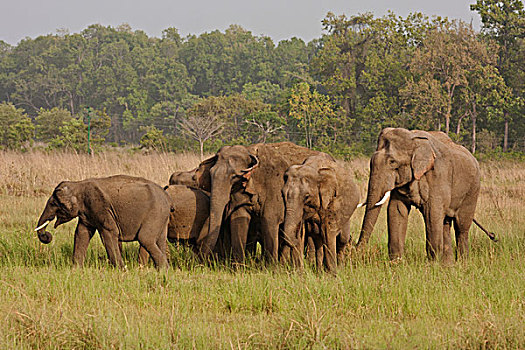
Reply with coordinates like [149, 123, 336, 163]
[0, 0, 523, 157]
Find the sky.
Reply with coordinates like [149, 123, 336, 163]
[1, 0, 481, 45]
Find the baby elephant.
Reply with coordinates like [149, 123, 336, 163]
[168, 168, 198, 187]
[281, 153, 360, 272]
[35, 175, 171, 269]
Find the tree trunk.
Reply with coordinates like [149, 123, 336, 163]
[456, 112, 466, 135]
[199, 140, 204, 161]
[471, 102, 477, 154]
[503, 114, 509, 152]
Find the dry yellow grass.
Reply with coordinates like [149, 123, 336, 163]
[0, 150, 203, 197]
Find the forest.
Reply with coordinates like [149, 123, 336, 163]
[0, 0, 523, 158]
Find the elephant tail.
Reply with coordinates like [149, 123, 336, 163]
[473, 218, 498, 242]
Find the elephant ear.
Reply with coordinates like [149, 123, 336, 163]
[194, 155, 217, 192]
[54, 183, 79, 216]
[242, 154, 259, 195]
[318, 167, 337, 210]
[411, 134, 436, 180]
[377, 127, 395, 150]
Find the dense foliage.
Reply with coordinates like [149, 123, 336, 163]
[0, 2, 523, 157]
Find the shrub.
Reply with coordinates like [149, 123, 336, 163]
[0, 102, 34, 150]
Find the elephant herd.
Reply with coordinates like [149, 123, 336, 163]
[34, 128, 496, 272]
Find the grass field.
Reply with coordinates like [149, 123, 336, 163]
[0, 150, 523, 349]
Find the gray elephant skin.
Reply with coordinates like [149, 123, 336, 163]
[281, 153, 360, 271]
[137, 184, 215, 264]
[168, 169, 198, 188]
[35, 175, 171, 268]
[357, 128, 481, 264]
[193, 142, 319, 262]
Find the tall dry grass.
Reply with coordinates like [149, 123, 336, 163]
[0, 150, 203, 197]
[0, 150, 523, 349]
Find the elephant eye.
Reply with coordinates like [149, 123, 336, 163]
[389, 159, 399, 168]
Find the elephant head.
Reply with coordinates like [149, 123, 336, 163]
[281, 161, 338, 266]
[168, 168, 198, 187]
[35, 182, 80, 244]
[196, 145, 258, 254]
[357, 128, 438, 247]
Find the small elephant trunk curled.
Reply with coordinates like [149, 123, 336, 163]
[35, 218, 53, 244]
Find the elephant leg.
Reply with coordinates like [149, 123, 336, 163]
[157, 225, 169, 265]
[323, 228, 338, 273]
[229, 207, 251, 263]
[118, 240, 123, 257]
[423, 204, 445, 261]
[99, 228, 125, 268]
[137, 218, 169, 269]
[387, 196, 411, 260]
[260, 217, 280, 263]
[305, 235, 316, 264]
[305, 222, 318, 264]
[454, 210, 474, 260]
[442, 216, 454, 265]
[72, 222, 95, 266]
[215, 219, 231, 259]
[280, 245, 291, 265]
[245, 223, 259, 258]
[337, 219, 352, 264]
[138, 246, 149, 266]
[312, 233, 324, 271]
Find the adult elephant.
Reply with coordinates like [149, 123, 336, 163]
[356, 128, 482, 264]
[281, 153, 360, 271]
[194, 142, 319, 262]
[34, 175, 171, 269]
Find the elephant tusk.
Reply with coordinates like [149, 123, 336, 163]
[34, 221, 50, 231]
[375, 191, 391, 206]
[356, 202, 366, 208]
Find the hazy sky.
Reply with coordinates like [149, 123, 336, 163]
[1, 0, 481, 45]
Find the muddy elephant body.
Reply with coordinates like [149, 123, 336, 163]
[35, 175, 171, 268]
[194, 142, 319, 262]
[357, 128, 480, 264]
[281, 153, 360, 271]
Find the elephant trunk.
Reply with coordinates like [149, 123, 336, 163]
[356, 174, 393, 250]
[201, 178, 232, 256]
[282, 204, 304, 268]
[35, 201, 55, 244]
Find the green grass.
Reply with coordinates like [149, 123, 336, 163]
[0, 153, 524, 349]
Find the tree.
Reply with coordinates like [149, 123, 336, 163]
[402, 20, 497, 135]
[0, 102, 34, 150]
[34, 107, 73, 142]
[179, 25, 276, 96]
[179, 97, 225, 159]
[242, 81, 283, 105]
[244, 110, 285, 143]
[287, 82, 338, 150]
[471, 0, 525, 151]
[139, 126, 168, 151]
[48, 109, 110, 152]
